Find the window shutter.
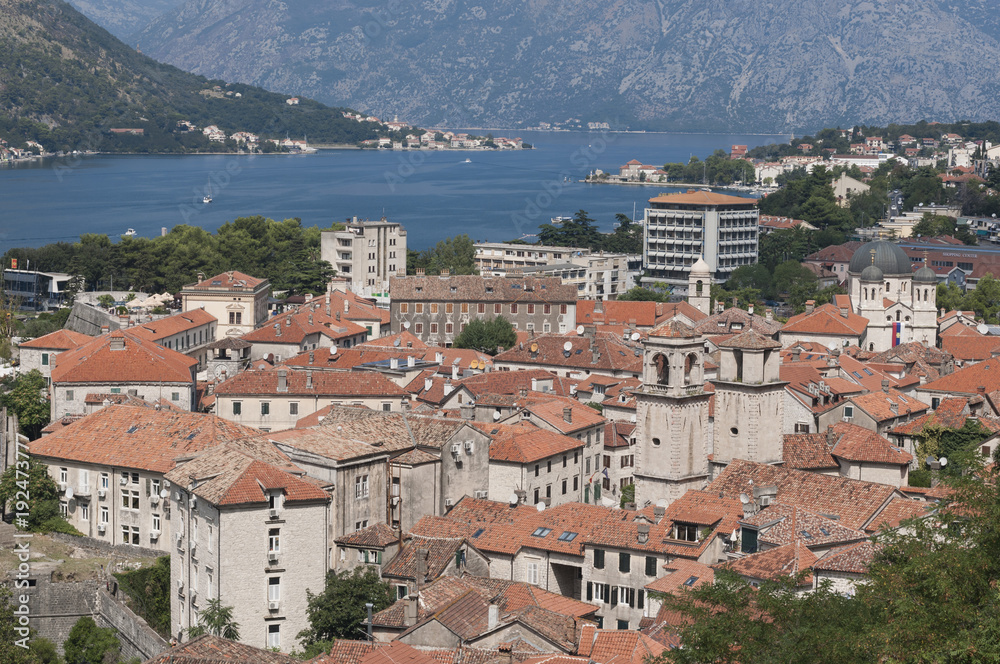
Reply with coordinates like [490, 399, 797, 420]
[628, 588, 635, 608]
[587, 582, 593, 601]
[637, 589, 644, 610]
[145, 478, 151, 496]
[610, 586, 618, 606]
[604, 584, 611, 605]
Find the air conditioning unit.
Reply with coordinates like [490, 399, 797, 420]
[120, 477, 129, 485]
[98, 489, 106, 499]
[150, 495, 160, 505]
[464, 441, 474, 453]
[97, 524, 106, 533]
[760, 496, 772, 507]
[445, 497, 454, 507]
[190, 589, 197, 600]
[58, 482, 67, 491]
[268, 551, 278, 563]
[451, 443, 461, 455]
[842, 416, 852, 422]
[189, 497, 197, 509]
[174, 491, 182, 501]
[474, 490, 488, 499]
[269, 508, 278, 519]
[177, 579, 184, 590]
[150, 530, 160, 540]
[268, 601, 280, 611]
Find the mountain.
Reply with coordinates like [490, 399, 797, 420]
[125, 0, 1000, 132]
[66, 0, 184, 41]
[0, 0, 389, 152]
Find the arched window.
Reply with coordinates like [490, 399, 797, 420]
[695, 279, 703, 296]
[654, 354, 670, 386]
[869, 343, 875, 351]
[885, 282, 890, 291]
[925, 288, 930, 301]
[684, 353, 697, 386]
[905, 316, 911, 322]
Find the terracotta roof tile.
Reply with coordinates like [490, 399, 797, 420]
[29, 405, 261, 474]
[493, 335, 643, 374]
[916, 357, 1000, 396]
[214, 368, 405, 398]
[145, 634, 296, 663]
[185, 270, 266, 290]
[781, 303, 868, 336]
[891, 397, 1000, 435]
[740, 503, 867, 549]
[864, 497, 931, 533]
[643, 559, 714, 594]
[390, 275, 577, 303]
[129, 308, 216, 343]
[813, 540, 879, 574]
[479, 422, 585, 463]
[18, 328, 92, 350]
[782, 433, 839, 470]
[692, 307, 781, 337]
[577, 301, 659, 328]
[827, 421, 913, 465]
[941, 336, 1000, 362]
[381, 535, 466, 581]
[719, 540, 817, 584]
[717, 328, 782, 350]
[51, 330, 197, 385]
[648, 190, 757, 206]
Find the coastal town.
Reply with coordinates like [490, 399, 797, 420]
[3, 127, 1000, 661]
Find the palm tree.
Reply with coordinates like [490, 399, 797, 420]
[187, 599, 240, 640]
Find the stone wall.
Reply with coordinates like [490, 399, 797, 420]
[96, 587, 169, 662]
[47, 532, 164, 558]
[65, 301, 120, 336]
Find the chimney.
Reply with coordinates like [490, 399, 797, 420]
[436, 352, 444, 364]
[443, 380, 454, 396]
[306, 370, 313, 390]
[452, 363, 459, 380]
[309, 351, 315, 364]
[792, 348, 801, 362]
[460, 403, 475, 420]
[881, 378, 889, 393]
[308, 313, 313, 325]
[826, 427, 836, 446]
[109, 334, 125, 351]
[890, 402, 898, 415]
[286, 318, 291, 327]
[100, 325, 110, 334]
[345, 300, 350, 313]
[498, 645, 512, 664]
[390, 358, 399, 370]
[840, 304, 849, 318]
[594, 299, 603, 314]
[653, 505, 665, 521]
[425, 377, 433, 392]
[404, 594, 418, 627]
[748, 304, 754, 315]
[197, 271, 205, 282]
[336, 311, 341, 321]
[416, 268, 425, 276]
[407, 356, 416, 368]
[274, 322, 281, 337]
[325, 296, 331, 317]
[416, 548, 429, 582]
[563, 407, 572, 424]
[637, 523, 650, 544]
[765, 308, 773, 321]
[277, 369, 288, 393]
[531, 377, 538, 392]
[488, 604, 499, 631]
[440, 268, 450, 277]
[519, 388, 528, 397]
[805, 300, 815, 314]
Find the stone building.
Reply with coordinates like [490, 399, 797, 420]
[166, 445, 331, 652]
[16, 328, 92, 389]
[180, 271, 270, 341]
[128, 308, 217, 371]
[483, 422, 585, 507]
[388, 274, 577, 345]
[321, 217, 406, 297]
[50, 330, 198, 418]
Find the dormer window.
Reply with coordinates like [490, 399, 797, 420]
[673, 523, 699, 542]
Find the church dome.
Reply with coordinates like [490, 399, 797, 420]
[860, 265, 884, 282]
[848, 241, 912, 276]
[690, 256, 710, 275]
[914, 265, 937, 283]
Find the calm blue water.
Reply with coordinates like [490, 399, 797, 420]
[0, 130, 787, 250]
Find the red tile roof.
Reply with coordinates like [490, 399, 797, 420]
[917, 357, 1000, 396]
[849, 388, 928, 422]
[890, 397, 1000, 436]
[813, 540, 879, 574]
[214, 368, 406, 398]
[51, 330, 197, 385]
[187, 270, 267, 290]
[29, 405, 262, 474]
[129, 308, 216, 343]
[864, 497, 931, 533]
[782, 433, 838, 470]
[577, 301, 659, 328]
[648, 190, 757, 206]
[692, 307, 781, 337]
[643, 559, 714, 594]
[941, 335, 1000, 362]
[781, 303, 868, 336]
[18, 328, 92, 350]
[827, 421, 913, 465]
[481, 422, 585, 463]
[493, 335, 643, 374]
[335, 522, 399, 548]
[145, 634, 296, 664]
[740, 503, 866, 549]
[719, 540, 817, 585]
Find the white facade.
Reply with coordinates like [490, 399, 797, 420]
[321, 218, 407, 297]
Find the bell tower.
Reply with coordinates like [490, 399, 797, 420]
[688, 256, 712, 315]
[634, 320, 712, 507]
[711, 329, 785, 474]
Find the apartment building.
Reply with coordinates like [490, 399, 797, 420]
[128, 308, 218, 370]
[482, 422, 586, 507]
[642, 190, 758, 290]
[321, 217, 406, 297]
[389, 274, 577, 345]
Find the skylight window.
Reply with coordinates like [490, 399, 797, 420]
[800, 530, 813, 539]
[819, 527, 830, 536]
[852, 371, 862, 378]
[531, 527, 552, 537]
[683, 576, 699, 587]
[126, 425, 139, 434]
[473, 528, 485, 538]
[557, 531, 578, 542]
[863, 369, 874, 376]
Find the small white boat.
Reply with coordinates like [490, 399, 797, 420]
[123, 228, 136, 237]
[464, 158, 472, 163]
[203, 177, 213, 204]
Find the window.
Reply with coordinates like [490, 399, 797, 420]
[526, 561, 539, 585]
[593, 583, 608, 602]
[122, 525, 130, 544]
[533, 488, 539, 504]
[268, 577, 281, 601]
[59, 468, 67, 484]
[81, 504, 89, 521]
[794, 422, 810, 433]
[617, 619, 630, 630]
[619, 552, 631, 573]
[100, 506, 108, 524]
[844, 405, 854, 418]
[414, 323, 423, 334]
[208, 525, 213, 551]
[429, 303, 438, 314]
[645, 556, 657, 576]
[207, 571, 213, 599]
[931, 397, 941, 410]
[267, 625, 280, 649]
[534, 464, 540, 477]
[563, 455, 568, 468]
[66, 390, 74, 401]
[289, 402, 298, 416]
[269, 528, 280, 552]
[618, 586, 632, 606]
[544, 304, 551, 314]
[562, 479, 567, 495]
[152, 478, 160, 496]
[510, 304, 518, 314]
[232, 402, 242, 416]
[355, 520, 368, 530]
[446, 303, 454, 314]
[355, 475, 369, 499]
[673, 523, 699, 542]
[445, 323, 453, 334]
[594, 549, 605, 569]
[430, 323, 438, 334]
[260, 402, 270, 416]
[152, 513, 161, 532]
[397, 585, 408, 600]
[477, 303, 485, 314]
[547, 460, 552, 473]
[494, 303, 502, 314]
[461, 303, 469, 313]
[557, 531, 577, 542]
[400, 303, 408, 313]
[228, 311, 242, 325]
[100, 473, 109, 490]
[171, 392, 180, 401]
[573, 476, 579, 491]
[561, 304, 568, 314]
[41, 353, 49, 366]
[415, 303, 424, 314]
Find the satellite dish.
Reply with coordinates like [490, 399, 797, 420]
[159, 489, 169, 499]
[65, 486, 74, 499]
[403, 321, 411, 329]
[470, 360, 479, 369]
[536, 502, 546, 512]
[393, 338, 401, 347]
[630, 332, 640, 341]
[330, 345, 337, 355]
[940, 457, 948, 467]
[732, 528, 739, 540]
[563, 341, 573, 352]
[576, 325, 585, 335]
[493, 411, 501, 421]
[925, 455, 935, 466]
[509, 493, 520, 506]
[978, 323, 990, 335]
[739, 493, 750, 504]
[530, 343, 538, 353]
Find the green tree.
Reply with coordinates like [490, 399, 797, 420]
[298, 568, 392, 652]
[966, 273, 1000, 323]
[726, 264, 773, 298]
[63, 617, 119, 664]
[187, 598, 240, 640]
[0, 457, 76, 533]
[452, 317, 517, 355]
[617, 286, 669, 302]
[537, 210, 603, 249]
[0, 370, 50, 440]
[28, 638, 59, 664]
[619, 483, 635, 508]
[114, 557, 171, 638]
[0, 586, 42, 664]
[407, 235, 478, 276]
[936, 281, 967, 314]
[96, 295, 114, 309]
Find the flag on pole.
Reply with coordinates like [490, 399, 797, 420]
[10, 259, 16, 269]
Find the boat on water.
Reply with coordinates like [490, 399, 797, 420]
[203, 177, 213, 204]
[550, 216, 573, 224]
[123, 228, 136, 237]
[464, 158, 472, 163]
